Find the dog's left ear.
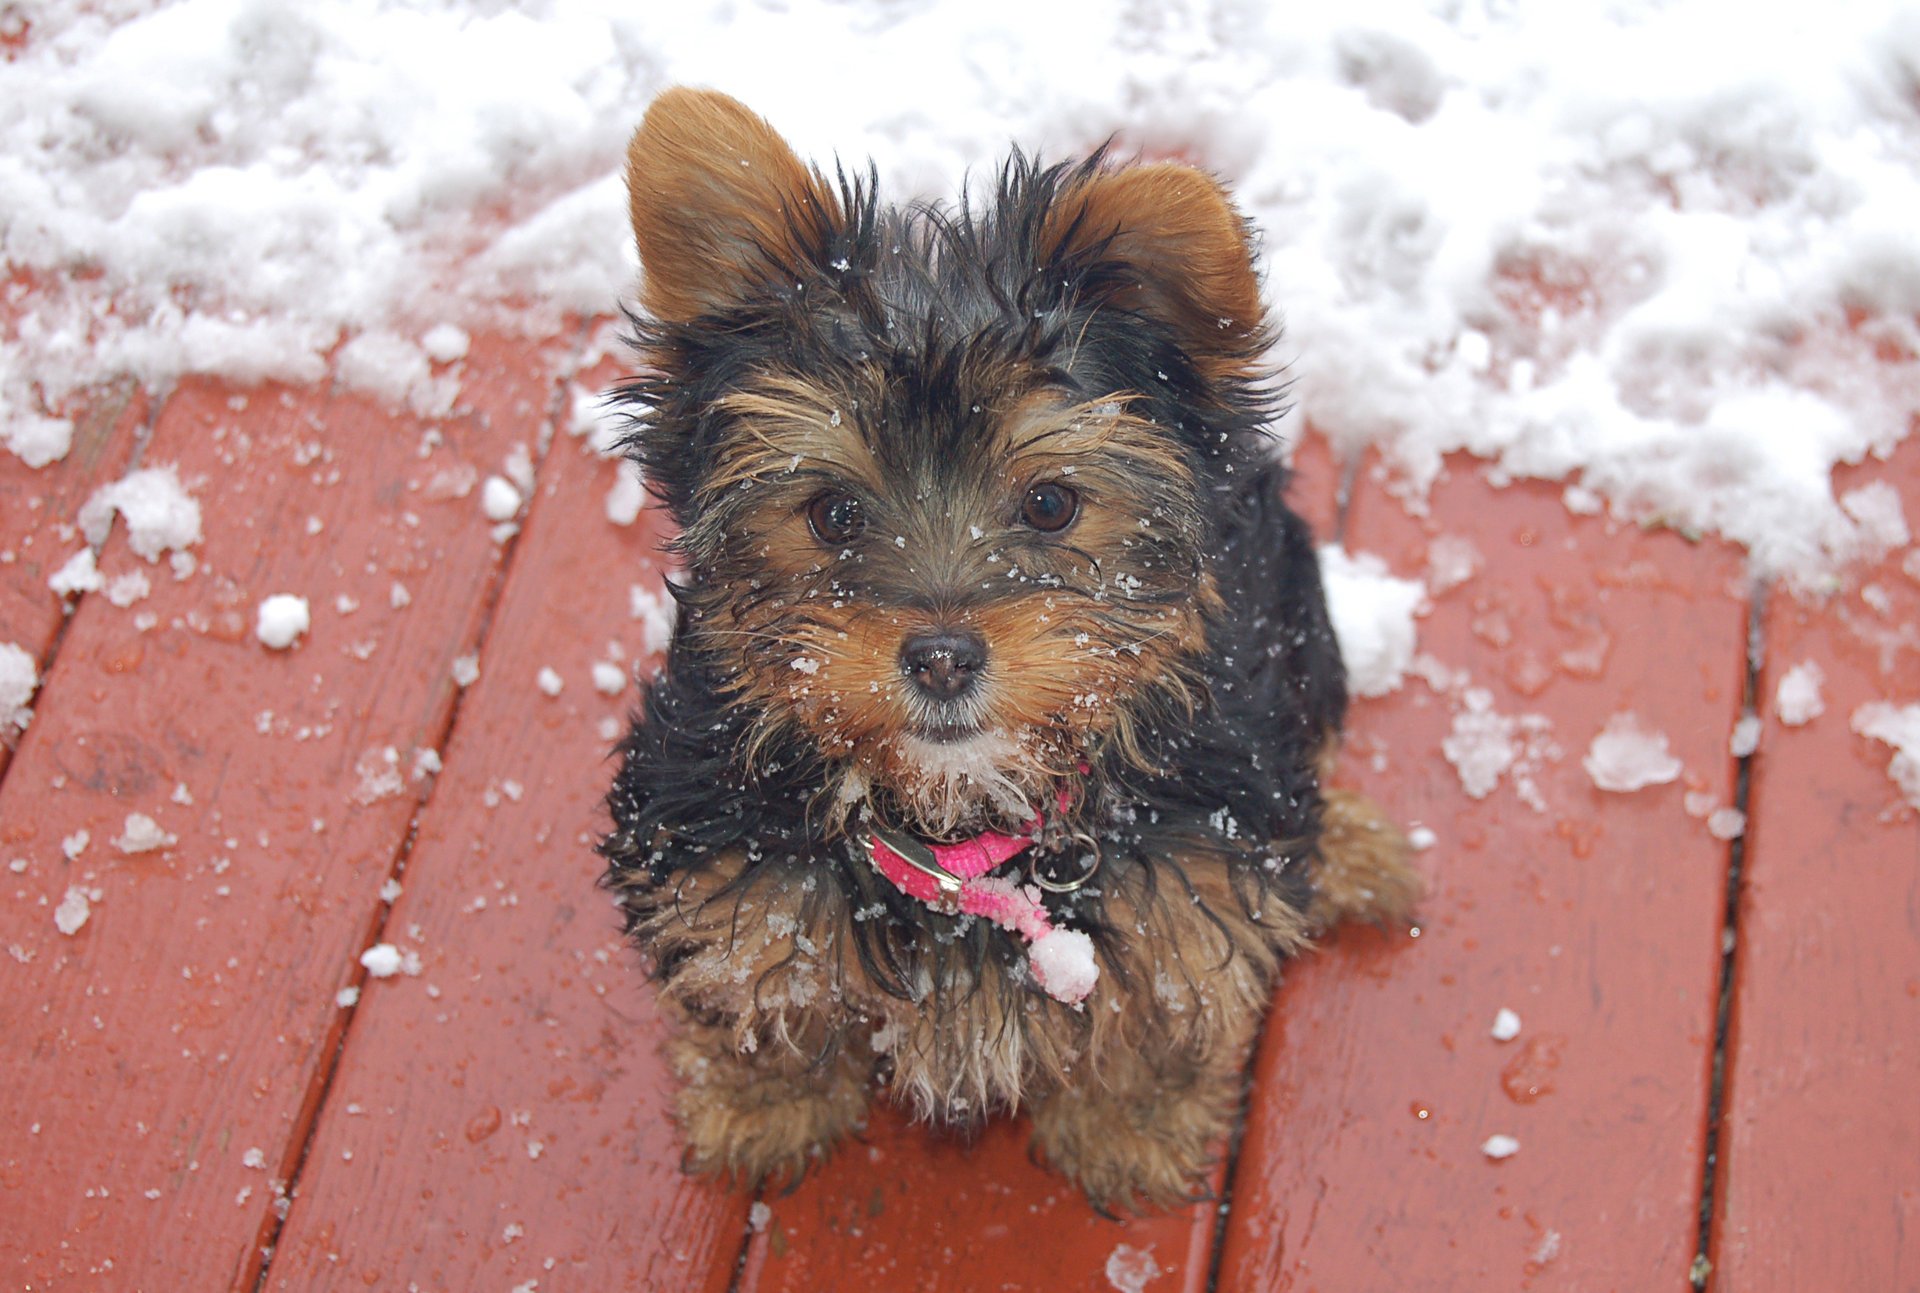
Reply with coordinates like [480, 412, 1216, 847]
[1044, 163, 1265, 371]
[626, 88, 840, 323]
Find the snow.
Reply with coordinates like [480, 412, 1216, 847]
[78, 467, 202, 562]
[0, 642, 36, 737]
[628, 584, 677, 657]
[747, 1201, 772, 1233]
[420, 323, 470, 363]
[1104, 1243, 1163, 1293]
[1583, 713, 1683, 792]
[482, 475, 522, 522]
[1029, 927, 1099, 1004]
[1850, 702, 1920, 809]
[605, 469, 645, 526]
[114, 813, 177, 855]
[451, 654, 480, 687]
[54, 887, 91, 936]
[1319, 545, 1424, 697]
[1441, 688, 1513, 799]
[591, 661, 626, 695]
[1491, 1007, 1522, 1042]
[106, 570, 152, 608]
[1775, 661, 1826, 726]
[536, 666, 564, 697]
[255, 594, 311, 650]
[1730, 713, 1763, 758]
[1481, 1134, 1521, 1161]
[359, 943, 404, 977]
[48, 549, 104, 598]
[1708, 806, 1747, 840]
[5, 2, 1912, 590]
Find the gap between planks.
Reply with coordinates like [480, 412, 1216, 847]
[242, 322, 594, 1293]
[1690, 585, 1766, 1291]
[0, 381, 161, 790]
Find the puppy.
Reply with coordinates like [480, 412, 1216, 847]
[601, 88, 1416, 1209]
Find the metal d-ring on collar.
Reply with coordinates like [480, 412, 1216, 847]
[1026, 834, 1101, 894]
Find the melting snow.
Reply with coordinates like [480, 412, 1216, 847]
[1850, 702, 1920, 809]
[78, 467, 202, 562]
[1775, 661, 1826, 726]
[54, 887, 92, 936]
[0, 642, 36, 737]
[114, 813, 177, 855]
[1583, 713, 1683, 792]
[1104, 1243, 1162, 1293]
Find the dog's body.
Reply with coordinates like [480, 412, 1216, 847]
[601, 89, 1416, 1207]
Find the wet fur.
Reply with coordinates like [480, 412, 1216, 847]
[601, 88, 1417, 1208]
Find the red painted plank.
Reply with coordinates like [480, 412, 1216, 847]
[265, 360, 748, 1293]
[1219, 454, 1747, 1289]
[0, 382, 148, 778]
[1712, 440, 1920, 1290]
[0, 335, 563, 1290]
[737, 1106, 1220, 1293]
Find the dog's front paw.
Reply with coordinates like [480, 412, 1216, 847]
[671, 1030, 871, 1187]
[1029, 1071, 1232, 1211]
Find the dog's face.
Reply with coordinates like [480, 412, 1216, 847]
[622, 90, 1272, 837]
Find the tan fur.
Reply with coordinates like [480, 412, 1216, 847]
[1308, 785, 1422, 931]
[625, 88, 840, 323]
[1043, 163, 1265, 378]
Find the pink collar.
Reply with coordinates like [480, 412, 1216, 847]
[863, 813, 1099, 1005]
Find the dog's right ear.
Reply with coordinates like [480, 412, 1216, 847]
[626, 88, 840, 323]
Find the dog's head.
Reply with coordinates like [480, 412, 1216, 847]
[619, 89, 1276, 837]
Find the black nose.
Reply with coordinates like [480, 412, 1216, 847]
[900, 630, 987, 701]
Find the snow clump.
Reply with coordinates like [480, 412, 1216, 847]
[1583, 713, 1683, 792]
[1319, 545, 1424, 697]
[256, 595, 311, 650]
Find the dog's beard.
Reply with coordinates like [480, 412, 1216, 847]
[828, 728, 1056, 839]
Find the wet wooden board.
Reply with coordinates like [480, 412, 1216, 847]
[1710, 442, 1920, 1290]
[0, 382, 149, 780]
[736, 1106, 1221, 1293]
[1218, 456, 1749, 1289]
[0, 337, 564, 1290]
[264, 361, 751, 1292]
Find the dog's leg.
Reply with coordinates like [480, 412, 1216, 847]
[668, 1003, 873, 1187]
[1029, 1020, 1255, 1211]
[1028, 862, 1283, 1210]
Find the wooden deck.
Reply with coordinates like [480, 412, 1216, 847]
[2, 320, 1915, 1292]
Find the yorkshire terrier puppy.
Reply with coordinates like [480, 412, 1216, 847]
[601, 88, 1417, 1208]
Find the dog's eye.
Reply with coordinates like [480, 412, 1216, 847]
[806, 491, 864, 544]
[1020, 482, 1079, 533]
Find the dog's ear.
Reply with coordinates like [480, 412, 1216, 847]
[1044, 163, 1265, 372]
[626, 88, 840, 323]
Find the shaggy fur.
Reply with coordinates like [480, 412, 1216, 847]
[600, 87, 1418, 1209]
